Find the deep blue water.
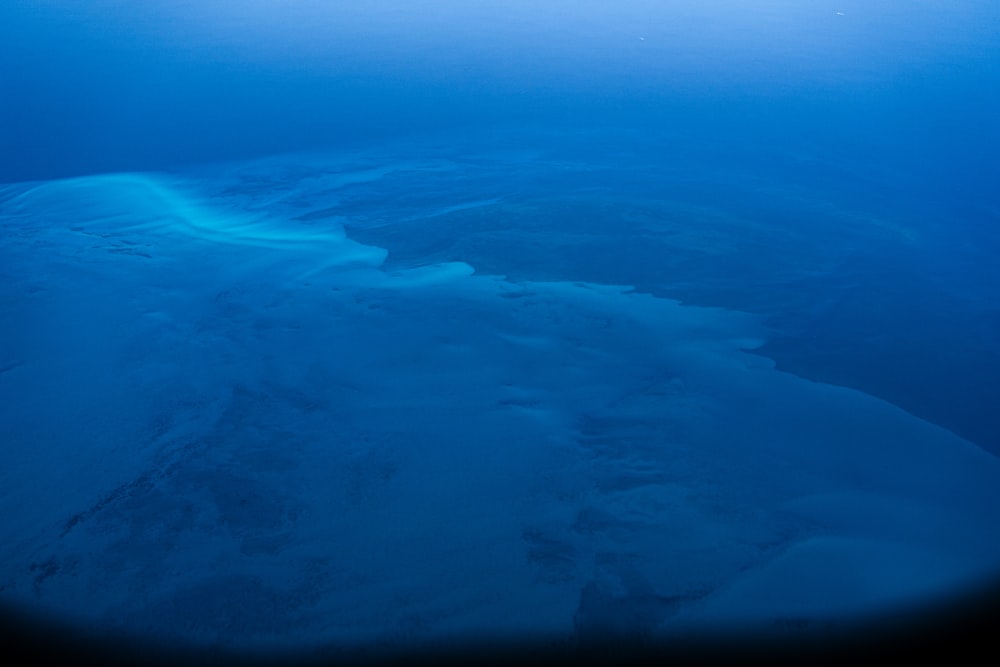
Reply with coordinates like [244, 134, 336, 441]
[1, 0, 999, 661]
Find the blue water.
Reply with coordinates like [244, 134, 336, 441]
[2, 0, 999, 659]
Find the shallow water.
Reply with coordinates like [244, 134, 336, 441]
[1, 1, 999, 658]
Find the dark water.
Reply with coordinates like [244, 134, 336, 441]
[2, 1, 999, 661]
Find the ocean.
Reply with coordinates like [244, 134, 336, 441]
[1, 1, 998, 662]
